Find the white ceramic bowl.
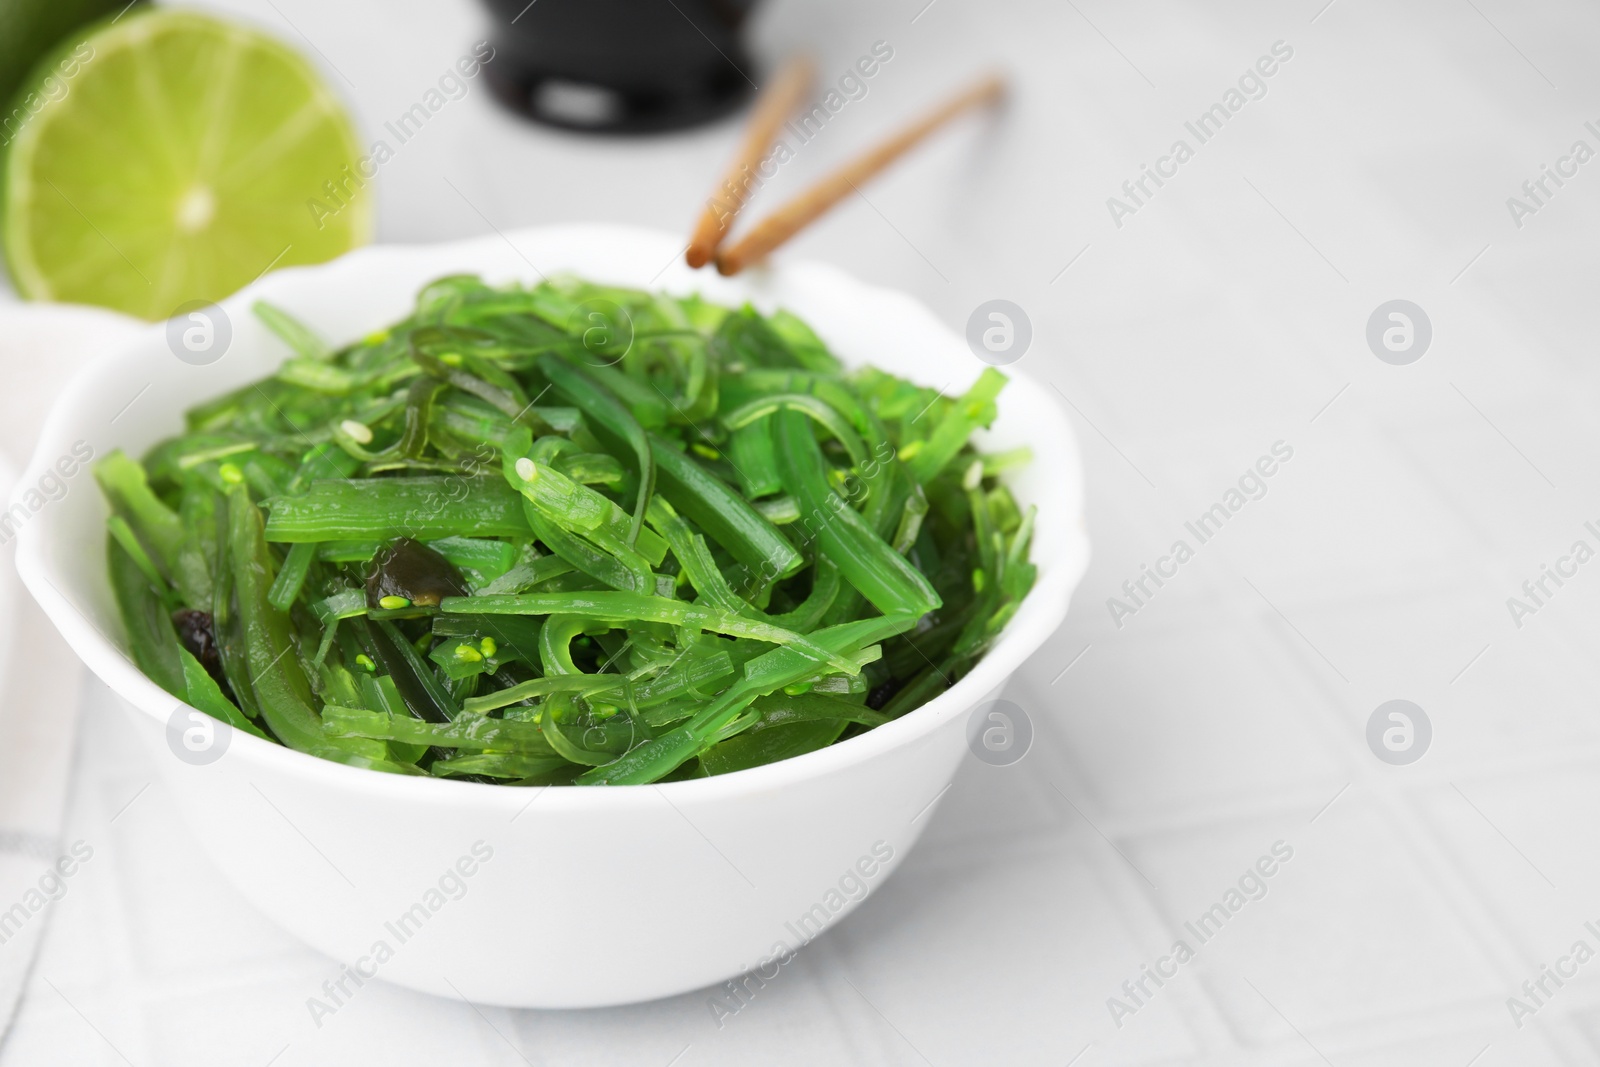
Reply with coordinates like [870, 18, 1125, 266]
[14, 225, 1088, 1008]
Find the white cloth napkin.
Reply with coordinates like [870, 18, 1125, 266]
[0, 304, 142, 1041]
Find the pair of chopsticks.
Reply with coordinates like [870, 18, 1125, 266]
[687, 59, 1006, 276]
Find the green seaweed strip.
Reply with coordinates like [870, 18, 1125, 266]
[107, 537, 185, 697]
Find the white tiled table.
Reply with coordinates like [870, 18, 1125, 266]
[6, 0, 1600, 1063]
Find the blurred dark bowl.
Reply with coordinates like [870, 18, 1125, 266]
[478, 0, 760, 134]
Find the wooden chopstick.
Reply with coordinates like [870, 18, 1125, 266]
[714, 72, 1006, 277]
[685, 55, 816, 268]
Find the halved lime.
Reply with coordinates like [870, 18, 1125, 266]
[1, 9, 371, 320]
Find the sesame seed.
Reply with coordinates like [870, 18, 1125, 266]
[340, 419, 373, 444]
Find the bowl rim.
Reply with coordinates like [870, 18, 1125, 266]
[13, 223, 1089, 810]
